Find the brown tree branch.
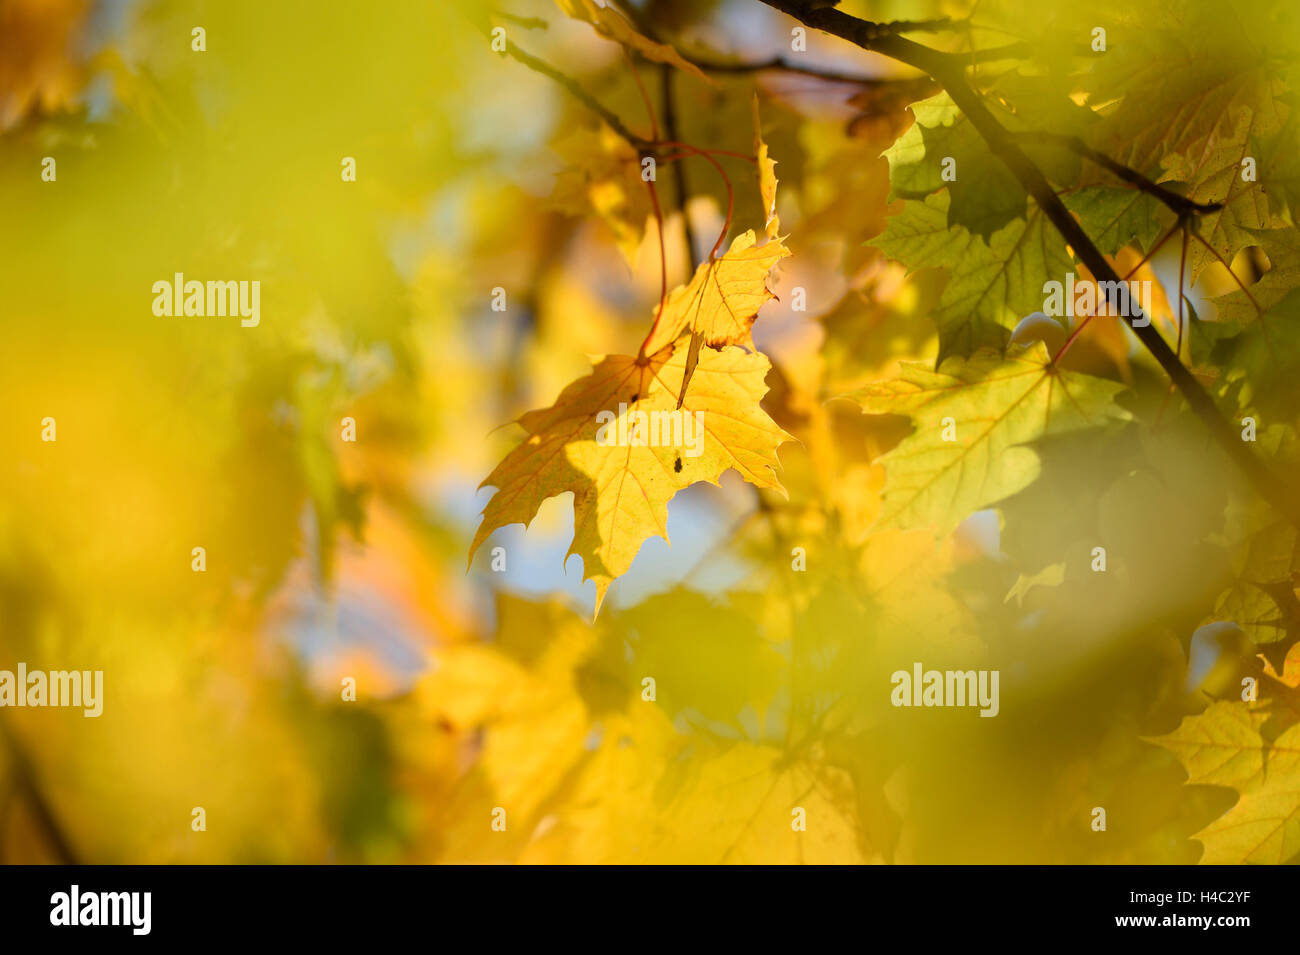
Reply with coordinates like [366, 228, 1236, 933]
[1009, 130, 1224, 219]
[755, 0, 1300, 526]
[675, 53, 912, 86]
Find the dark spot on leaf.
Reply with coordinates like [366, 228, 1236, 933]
[630, 393, 639, 402]
[674, 457, 683, 473]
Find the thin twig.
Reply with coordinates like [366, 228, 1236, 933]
[679, 53, 919, 86]
[661, 65, 700, 268]
[1009, 131, 1224, 219]
[1177, 224, 1189, 360]
[503, 41, 652, 148]
[1192, 231, 1264, 319]
[623, 47, 661, 142]
[468, 8, 653, 150]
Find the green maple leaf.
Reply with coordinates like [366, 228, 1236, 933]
[1063, 185, 1168, 257]
[883, 85, 1090, 241]
[1199, 285, 1300, 419]
[1259, 108, 1300, 218]
[1151, 699, 1300, 863]
[1086, 5, 1288, 183]
[882, 92, 1027, 239]
[868, 193, 1074, 364]
[848, 343, 1131, 534]
[1209, 498, 1300, 646]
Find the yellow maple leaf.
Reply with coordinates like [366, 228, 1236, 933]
[471, 342, 792, 612]
[753, 95, 780, 240]
[554, 0, 712, 85]
[1262, 641, 1300, 688]
[641, 230, 791, 357]
[638, 98, 787, 403]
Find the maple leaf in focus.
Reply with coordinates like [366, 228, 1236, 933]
[640, 231, 791, 357]
[882, 91, 1026, 240]
[849, 343, 1131, 534]
[639, 100, 788, 401]
[869, 193, 1073, 364]
[1062, 185, 1166, 257]
[471, 343, 792, 612]
[880, 83, 1092, 241]
[753, 95, 780, 241]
